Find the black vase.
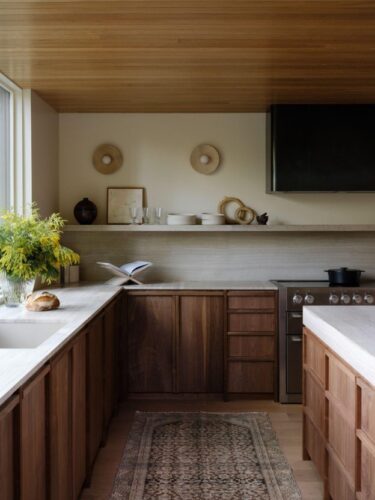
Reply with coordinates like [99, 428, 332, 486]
[74, 198, 97, 225]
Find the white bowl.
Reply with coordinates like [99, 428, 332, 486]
[167, 213, 197, 225]
[200, 213, 226, 225]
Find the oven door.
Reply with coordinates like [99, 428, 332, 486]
[286, 334, 303, 394]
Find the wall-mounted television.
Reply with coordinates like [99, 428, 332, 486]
[267, 104, 375, 192]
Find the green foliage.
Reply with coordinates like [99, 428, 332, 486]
[0, 206, 80, 284]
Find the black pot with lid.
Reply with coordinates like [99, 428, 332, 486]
[325, 267, 364, 287]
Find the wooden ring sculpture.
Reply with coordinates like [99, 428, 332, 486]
[218, 196, 256, 225]
[93, 144, 123, 174]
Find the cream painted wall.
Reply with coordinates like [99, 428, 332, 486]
[59, 113, 375, 224]
[28, 91, 59, 217]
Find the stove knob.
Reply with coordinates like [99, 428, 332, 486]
[364, 293, 374, 304]
[352, 293, 363, 304]
[341, 293, 351, 305]
[304, 294, 315, 305]
[292, 294, 303, 305]
[329, 293, 340, 305]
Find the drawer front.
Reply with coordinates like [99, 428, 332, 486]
[227, 361, 274, 393]
[361, 381, 375, 444]
[228, 313, 275, 333]
[328, 449, 356, 500]
[328, 401, 356, 481]
[228, 336, 274, 360]
[304, 415, 325, 480]
[304, 330, 326, 386]
[361, 441, 375, 500]
[328, 354, 356, 423]
[227, 295, 275, 311]
[304, 370, 325, 430]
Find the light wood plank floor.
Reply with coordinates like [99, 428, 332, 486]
[80, 400, 323, 500]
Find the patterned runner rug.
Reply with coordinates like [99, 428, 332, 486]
[110, 412, 302, 500]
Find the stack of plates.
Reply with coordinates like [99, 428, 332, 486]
[167, 214, 197, 225]
[200, 213, 226, 225]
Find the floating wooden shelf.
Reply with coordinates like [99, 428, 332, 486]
[63, 224, 375, 233]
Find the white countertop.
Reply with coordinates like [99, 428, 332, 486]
[0, 283, 121, 407]
[123, 281, 278, 290]
[303, 306, 375, 386]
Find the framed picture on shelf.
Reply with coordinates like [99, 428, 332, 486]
[107, 187, 145, 224]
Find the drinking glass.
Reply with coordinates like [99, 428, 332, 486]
[155, 207, 163, 224]
[143, 207, 155, 225]
[129, 207, 138, 224]
[136, 206, 144, 224]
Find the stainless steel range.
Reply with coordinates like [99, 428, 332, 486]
[273, 280, 375, 403]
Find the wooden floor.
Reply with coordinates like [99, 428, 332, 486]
[80, 400, 323, 500]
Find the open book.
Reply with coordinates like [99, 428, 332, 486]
[97, 261, 152, 285]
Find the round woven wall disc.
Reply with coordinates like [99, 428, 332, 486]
[190, 144, 220, 174]
[93, 144, 123, 174]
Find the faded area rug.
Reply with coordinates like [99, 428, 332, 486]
[110, 412, 302, 499]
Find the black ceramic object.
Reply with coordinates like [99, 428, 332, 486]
[74, 198, 97, 225]
[325, 267, 364, 287]
[256, 212, 269, 225]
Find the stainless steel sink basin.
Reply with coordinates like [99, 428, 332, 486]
[0, 322, 65, 348]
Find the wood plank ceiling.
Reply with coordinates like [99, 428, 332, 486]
[1, 1, 375, 112]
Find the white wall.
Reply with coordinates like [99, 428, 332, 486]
[29, 91, 59, 217]
[59, 113, 375, 224]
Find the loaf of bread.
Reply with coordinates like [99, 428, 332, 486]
[25, 291, 60, 311]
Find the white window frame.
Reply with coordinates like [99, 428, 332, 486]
[0, 73, 26, 214]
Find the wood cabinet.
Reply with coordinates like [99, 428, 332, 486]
[125, 289, 277, 398]
[226, 291, 277, 397]
[49, 349, 72, 500]
[49, 330, 87, 500]
[127, 294, 175, 393]
[20, 366, 49, 500]
[86, 314, 105, 470]
[0, 292, 122, 500]
[178, 294, 224, 393]
[71, 331, 87, 499]
[303, 327, 375, 499]
[0, 395, 19, 500]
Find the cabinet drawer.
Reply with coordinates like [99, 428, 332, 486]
[328, 354, 356, 424]
[227, 361, 274, 393]
[360, 380, 375, 443]
[304, 370, 325, 430]
[304, 330, 326, 386]
[228, 313, 275, 333]
[228, 336, 274, 359]
[360, 440, 375, 499]
[304, 415, 325, 480]
[227, 295, 275, 311]
[328, 448, 356, 500]
[328, 400, 356, 482]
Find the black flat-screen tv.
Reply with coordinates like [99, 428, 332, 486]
[267, 104, 375, 192]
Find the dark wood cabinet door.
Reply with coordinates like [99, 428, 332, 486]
[86, 315, 104, 470]
[72, 331, 86, 499]
[49, 351, 72, 500]
[127, 295, 175, 393]
[104, 301, 116, 430]
[0, 395, 19, 500]
[20, 367, 49, 500]
[179, 295, 224, 393]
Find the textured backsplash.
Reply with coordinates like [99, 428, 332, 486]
[62, 231, 375, 283]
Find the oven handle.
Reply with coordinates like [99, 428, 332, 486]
[290, 336, 303, 342]
[290, 312, 303, 319]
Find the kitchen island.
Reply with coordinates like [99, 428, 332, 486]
[303, 306, 375, 500]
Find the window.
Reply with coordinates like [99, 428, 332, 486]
[0, 73, 25, 214]
[0, 84, 11, 210]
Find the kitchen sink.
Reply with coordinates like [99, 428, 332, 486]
[0, 321, 65, 348]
